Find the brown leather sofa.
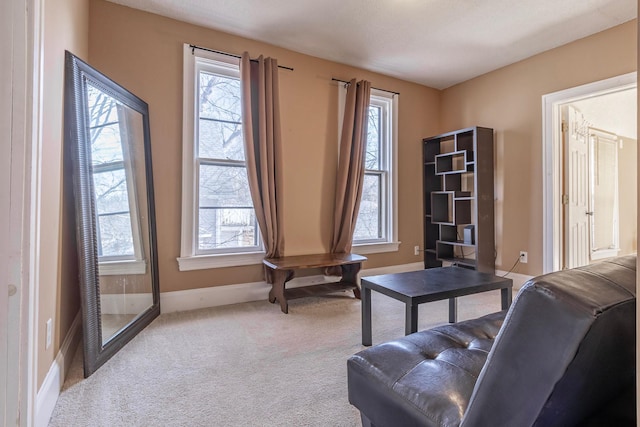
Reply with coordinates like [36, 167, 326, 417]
[347, 255, 636, 426]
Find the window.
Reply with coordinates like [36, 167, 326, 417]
[340, 87, 399, 254]
[179, 45, 263, 271]
[87, 82, 146, 275]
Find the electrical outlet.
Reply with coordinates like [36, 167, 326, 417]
[519, 251, 528, 264]
[414, 246, 420, 256]
[46, 318, 52, 349]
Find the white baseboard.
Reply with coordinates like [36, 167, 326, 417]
[160, 262, 425, 313]
[160, 262, 534, 314]
[495, 270, 533, 292]
[160, 280, 270, 313]
[35, 312, 81, 427]
[360, 262, 425, 276]
[101, 293, 155, 315]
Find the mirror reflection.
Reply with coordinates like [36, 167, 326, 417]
[65, 50, 159, 377]
[86, 83, 154, 344]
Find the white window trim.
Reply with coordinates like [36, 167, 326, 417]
[178, 44, 264, 271]
[92, 95, 145, 272]
[99, 260, 147, 276]
[337, 85, 399, 254]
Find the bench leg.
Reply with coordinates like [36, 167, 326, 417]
[341, 262, 362, 299]
[270, 269, 291, 314]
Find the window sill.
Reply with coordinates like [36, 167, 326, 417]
[590, 248, 620, 261]
[177, 251, 266, 271]
[352, 241, 400, 255]
[99, 260, 147, 276]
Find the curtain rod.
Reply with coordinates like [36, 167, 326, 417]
[331, 78, 399, 96]
[189, 44, 294, 71]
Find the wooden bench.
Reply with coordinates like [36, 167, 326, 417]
[263, 253, 367, 313]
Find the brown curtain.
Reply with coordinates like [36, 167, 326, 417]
[240, 52, 284, 259]
[330, 79, 372, 255]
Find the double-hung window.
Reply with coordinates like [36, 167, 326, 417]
[88, 82, 146, 275]
[341, 87, 399, 253]
[179, 45, 263, 271]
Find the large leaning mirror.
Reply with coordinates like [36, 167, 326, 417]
[64, 51, 160, 377]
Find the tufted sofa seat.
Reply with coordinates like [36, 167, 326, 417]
[347, 255, 636, 427]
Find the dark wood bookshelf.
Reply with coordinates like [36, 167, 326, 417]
[422, 126, 495, 273]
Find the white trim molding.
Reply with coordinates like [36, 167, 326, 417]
[180, 43, 197, 261]
[337, 85, 399, 251]
[360, 262, 424, 276]
[352, 241, 401, 255]
[23, 0, 46, 424]
[161, 280, 271, 313]
[99, 259, 146, 276]
[100, 293, 155, 315]
[494, 270, 534, 292]
[162, 262, 532, 314]
[179, 44, 263, 271]
[162, 261, 425, 313]
[542, 72, 636, 273]
[35, 313, 81, 427]
[177, 251, 265, 271]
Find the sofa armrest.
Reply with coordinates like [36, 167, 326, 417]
[462, 256, 636, 427]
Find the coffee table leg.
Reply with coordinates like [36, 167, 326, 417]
[449, 298, 457, 323]
[362, 285, 372, 346]
[501, 287, 512, 310]
[405, 303, 418, 335]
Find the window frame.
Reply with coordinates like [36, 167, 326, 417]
[338, 85, 399, 254]
[178, 44, 264, 271]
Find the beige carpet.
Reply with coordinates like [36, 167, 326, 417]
[48, 288, 505, 427]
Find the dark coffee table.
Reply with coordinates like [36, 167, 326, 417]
[360, 266, 513, 346]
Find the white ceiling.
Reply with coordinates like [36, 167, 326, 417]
[107, 0, 636, 89]
[570, 87, 637, 139]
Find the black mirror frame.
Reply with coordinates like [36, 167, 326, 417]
[64, 51, 160, 377]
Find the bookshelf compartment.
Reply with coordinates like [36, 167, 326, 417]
[435, 151, 467, 174]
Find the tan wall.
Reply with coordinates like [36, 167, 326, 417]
[38, 0, 88, 388]
[88, 0, 440, 293]
[440, 21, 637, 276]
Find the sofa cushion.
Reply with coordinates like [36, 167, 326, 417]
[348, 310, 505, 427]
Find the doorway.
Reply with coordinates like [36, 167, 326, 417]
[3, 0, 43, 424]
[542, 73, 637, 273]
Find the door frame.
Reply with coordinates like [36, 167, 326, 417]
[542, 72, 636, 273]
[2, 0, 44, 424]
[1, 0, 13, 421]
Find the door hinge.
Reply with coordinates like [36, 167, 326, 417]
[562, 194, 569, 205]
[561, 121, 568, 132]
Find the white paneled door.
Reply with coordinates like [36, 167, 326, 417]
[563, 105, 590, 269]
